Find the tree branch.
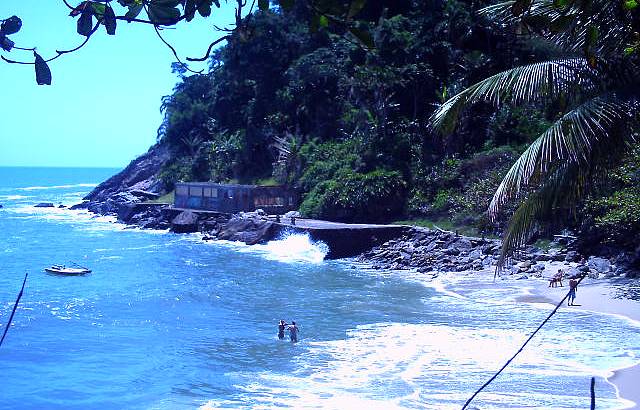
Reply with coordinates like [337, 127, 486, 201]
[146, 5, 202, 74]
[1, 20, 100, 65]
[186, 35, 230, 61]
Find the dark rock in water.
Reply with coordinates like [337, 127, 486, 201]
[69, 201, 87, 210]
[216, 216, 279, 245]
[0, 204, 3, 208]
[34, 202, 54, 208]
[58, 204, 66, 208]
[171, 210, 200, 233]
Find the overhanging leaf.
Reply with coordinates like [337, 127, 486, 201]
[258, 0, 270, 11]
[198, 1, 212, 17]
[90, 2, 106, 16]
[34, 51, 52, 85]
[104, 5, 117, 35]
[148, 1, 181, 25]
[1, 16, 22, 35]
[184, 0, 197, 21]
[77, 7, 94, 36]
[125, 4, 144, 20]
[0, 35, 15, 52]
[69, 1, 90, 17]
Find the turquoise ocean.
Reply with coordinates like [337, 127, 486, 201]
[1, 166, 639, 409]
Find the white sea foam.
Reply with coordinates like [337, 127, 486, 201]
[204, 320, 636, 409]
[213, 232, 329, 264]
[0, 194, 30, 201]
[15, 183, 98, 191]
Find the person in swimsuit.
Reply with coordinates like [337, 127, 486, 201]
[288, 321, 299, 343]
[277, 320, 288, 339]
[568, 277, 579, 306]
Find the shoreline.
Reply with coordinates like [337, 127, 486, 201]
[427, 264, 640, 409]
[91, 200, 640, 408]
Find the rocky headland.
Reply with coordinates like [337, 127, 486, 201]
[72, 146, 640, 282]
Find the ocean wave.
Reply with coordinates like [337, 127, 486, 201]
[0, 194, 30, 201]
[15, 183, 98, 191]
[211, 233, 329, 264]
[205, 321, 635, 409]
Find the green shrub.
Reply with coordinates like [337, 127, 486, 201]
[299, 170, 406, 222]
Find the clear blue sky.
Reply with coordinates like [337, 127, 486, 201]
[0, 1, 238, 168]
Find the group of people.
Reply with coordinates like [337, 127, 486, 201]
[278, 320, 299, 342]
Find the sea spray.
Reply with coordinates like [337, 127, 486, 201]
[251, 231, 329, 264]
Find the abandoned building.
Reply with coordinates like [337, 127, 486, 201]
[174, 182, 298, 214]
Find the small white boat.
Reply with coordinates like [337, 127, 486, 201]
[44, 264, 91, 275]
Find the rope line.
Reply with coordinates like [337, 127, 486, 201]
[461, 273, 587, 409]
[0, 273, 28, 348]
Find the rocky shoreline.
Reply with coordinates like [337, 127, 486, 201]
[357, 227, 639, 281]
[72, 146, 640, 281]
[75, 192, 640, 282]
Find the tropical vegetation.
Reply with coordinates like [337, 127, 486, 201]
[3, 0, 640, 259]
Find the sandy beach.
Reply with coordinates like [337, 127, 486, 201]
[536, 278, 640, 409]
[433, 262, 640, 409]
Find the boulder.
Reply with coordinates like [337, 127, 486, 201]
[445, 247, 461, 256]
[171, 210, 200, 234]
[34, 202, 54, 208]
[532, 252, 551, 262]
[216, 216, 280, 245]
[588, 256, 612, 275]
[564, 250, 581, 262]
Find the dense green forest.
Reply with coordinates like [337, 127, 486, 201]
[155, 0, 640, 254]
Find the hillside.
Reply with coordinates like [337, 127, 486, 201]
[84, 0, 640, 264]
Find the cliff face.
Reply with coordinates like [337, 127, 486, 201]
[78, 143, 171, 215]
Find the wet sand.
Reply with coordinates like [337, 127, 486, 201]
[434, 264, 640, 409]
[518, 275, 640, 409]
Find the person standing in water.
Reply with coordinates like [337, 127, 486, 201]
[277, 320, 288, 340]
[288, 321, 299, 343]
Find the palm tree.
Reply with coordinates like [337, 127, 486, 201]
[431, 0, 640, 267]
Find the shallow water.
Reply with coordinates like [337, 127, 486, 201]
[1, 167, 639, 409]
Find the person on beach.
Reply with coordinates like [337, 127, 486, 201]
[549, 269, 564, 288]
[277, 320, 288, 340]
[568, 277, 579, 306]
[288, 321, 299, 343]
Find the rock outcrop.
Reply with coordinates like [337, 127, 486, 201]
[74, 143, 171, 215]
[358, 228, 639, 279]
[171, 210, 200, 234]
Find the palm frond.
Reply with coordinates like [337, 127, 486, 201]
[430, 58, 593, 134]
[489, 95, 637, 217]
[497, 161, 586, 268]
[480, 0, 632, 57]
